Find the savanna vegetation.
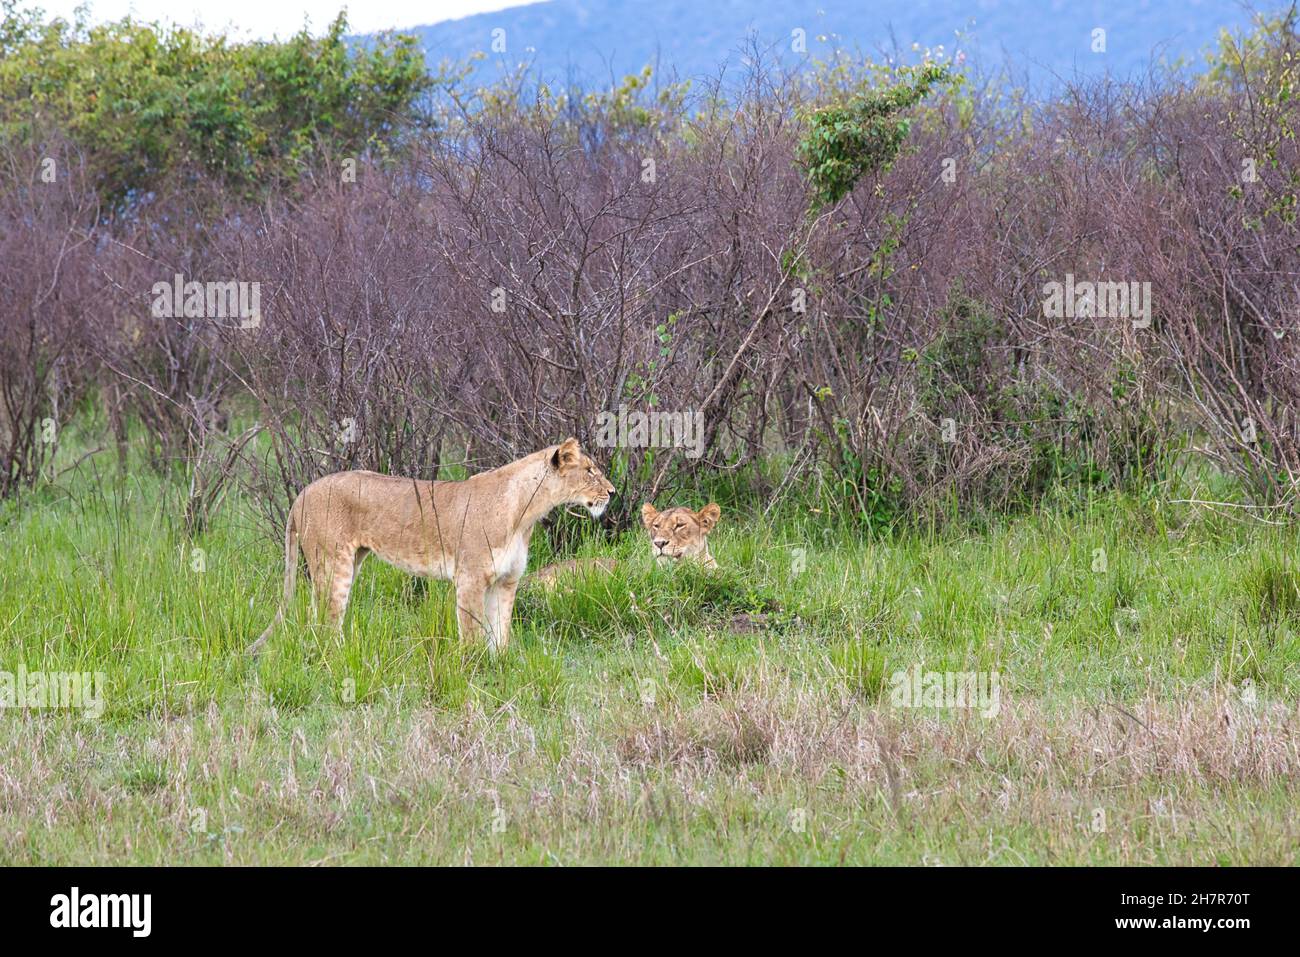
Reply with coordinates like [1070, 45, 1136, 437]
[1, 3, 1299, 864]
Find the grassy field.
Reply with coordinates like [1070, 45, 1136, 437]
[2, 453, 1299, 865]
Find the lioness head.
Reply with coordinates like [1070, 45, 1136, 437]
[641, 502, 721, 565]
[551, 437, 615, 518]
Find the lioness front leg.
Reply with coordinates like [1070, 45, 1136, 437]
[487, 579, 520, 654]
[454, 571, 490, 646]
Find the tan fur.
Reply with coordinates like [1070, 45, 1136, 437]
[642, 502, 720, 568]
[529, 556, 619, 589]
[248, 438, 613, 656]
[531, 501, 721, 589]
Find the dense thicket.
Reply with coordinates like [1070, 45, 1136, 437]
[2, 5, 1298, 536]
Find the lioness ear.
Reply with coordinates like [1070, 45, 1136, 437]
[641, 502, 658, 528]
[697, 503, 721, 533]
[551, 437, 581, 470]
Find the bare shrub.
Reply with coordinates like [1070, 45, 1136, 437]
[0, 139, 98, 497]
[8, 34, 1299, 529]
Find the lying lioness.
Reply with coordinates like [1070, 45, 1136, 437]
[643, 502, 721, 567]
[249, 438, 614, 656]
[531, 501, 721, 588]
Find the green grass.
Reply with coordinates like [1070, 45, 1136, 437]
[1, 459, 1298, 864]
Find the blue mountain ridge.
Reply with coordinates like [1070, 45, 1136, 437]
[393, 0, 1270, 92]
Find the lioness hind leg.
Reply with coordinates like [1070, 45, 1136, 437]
[300, 538, 332, 619]
[326, 547, 360, 628]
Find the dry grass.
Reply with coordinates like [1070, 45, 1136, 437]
[2, 676, 1296, 865]
[3, 467, 1299, 864]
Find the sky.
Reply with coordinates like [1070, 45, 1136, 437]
[21, 0, 540, 39]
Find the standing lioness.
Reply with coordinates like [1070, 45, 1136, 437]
[249, 438, 614, 656]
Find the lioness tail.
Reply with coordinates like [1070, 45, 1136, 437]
[246, 511, 299, 657]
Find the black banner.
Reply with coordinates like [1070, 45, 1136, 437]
[0, 866, 1281, 944]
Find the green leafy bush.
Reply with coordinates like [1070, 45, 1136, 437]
[797, 62, 952, 208]
[0, 4, 431, 210]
